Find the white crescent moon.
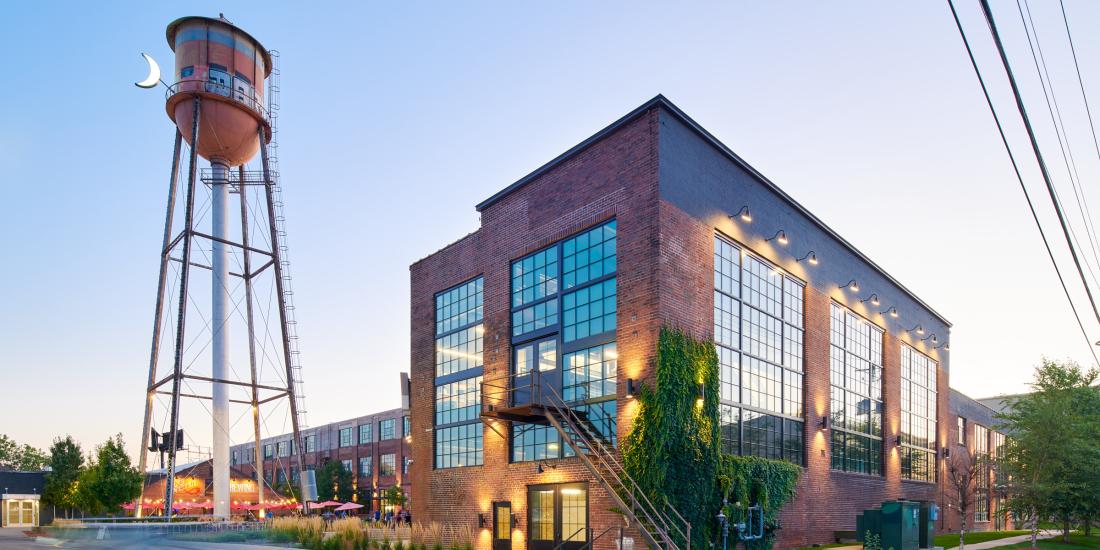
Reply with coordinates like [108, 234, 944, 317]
[135, 52, 161, 89]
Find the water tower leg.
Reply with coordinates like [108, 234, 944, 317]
[135, 129, 183, 519]
[238, 165, 265, 517]
[210, 157, 232, 520]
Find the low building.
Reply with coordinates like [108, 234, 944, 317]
[945, 390, 1012, 532]
[140, 460, 288, 514]
[230, 397, 411, 515]
[409, 95, 961, 549]
[0, 471, 49, 528]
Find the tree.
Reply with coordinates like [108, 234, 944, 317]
[946, 451, 980, 550]
[43, 436, 84, 515]
[382, 486, 406, 508]
[315, 460, 353, 503]
[997, 359, 1100, 547]
[0, 434, 48, 471]
[76, 434, 143, 515]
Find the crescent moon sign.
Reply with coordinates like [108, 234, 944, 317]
[135, 52, 161, 89]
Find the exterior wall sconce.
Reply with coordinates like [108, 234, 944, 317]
[936, 342, 951, 351]
[767, 230, 788, 245]
[536, 462, 557, 474]
[943, 447, 951, 458]
[626, 378, 637, 398]
[511, 513, 520, 529]
[843, 280, 860, 292]
[908, 324, 924, 335]
[697, 382, 706, 402]
[923, 333, 938, 344]
[818, 416, 829, 430]
[797, 251, 818, 265]
[894, 435, 903, 446]
[478, 513, 488, 529]
[733, 206, 752, 223]
[860, 293, 880, 306]
[881, 306, 899, 318]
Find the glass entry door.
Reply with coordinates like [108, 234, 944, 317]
[513, 339, 558, 407]
[493, 502, 512, 550]
[5, 500, 37, 527]
[527, 484, 587, 550]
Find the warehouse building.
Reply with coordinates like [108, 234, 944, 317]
[409, 95, 959, 549]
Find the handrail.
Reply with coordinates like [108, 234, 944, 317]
[550, 528, 590, 550]
[166, 79, 269, 122]
[541, 383, 690, 550]
[544, 383, 689, 547]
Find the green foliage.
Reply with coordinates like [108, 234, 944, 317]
[43, 436, 84, 510]
[997, 359, 1100, 541]
[863, 531, 882, 550]
[0, 434, 48, 471]
[73, 434, 142, 515]
[622, 326, 720, 550]
[316, 459, 355, 502]
[384, 485, 407, 507]
[717, 455, 800, 550]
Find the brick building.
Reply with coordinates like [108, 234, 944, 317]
[230, 391, 411, 514]
[409, 95, 961, 549]
[944, 390, 1012, 533]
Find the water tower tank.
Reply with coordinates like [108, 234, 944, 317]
[165, 16, 272, 167]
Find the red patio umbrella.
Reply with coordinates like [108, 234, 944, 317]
[334, 502, 364, 512]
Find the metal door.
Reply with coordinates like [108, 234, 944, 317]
[512, 339, 558, 407]
[527, 484, 587, 550]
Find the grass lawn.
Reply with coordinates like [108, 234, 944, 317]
[936, 530, 1031, 548]
[997, 534, 1100, 550]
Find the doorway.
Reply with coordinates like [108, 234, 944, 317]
[493, 501, 512, 550]
[528, 483, 587, 550]
[3, 499, 38, 528]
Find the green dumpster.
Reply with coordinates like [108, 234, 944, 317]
[880, 500, 921, 550]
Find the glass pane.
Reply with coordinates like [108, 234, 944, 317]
[530, 490, 555, 541]
[561, 487, 587, 541]
[495, 503, 511, 540]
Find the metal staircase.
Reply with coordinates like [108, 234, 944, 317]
[481, 373, 691, 550]
[266, 49, 308, 428]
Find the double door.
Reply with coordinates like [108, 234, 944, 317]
[3, 500, 37, 527]
[528, 483, 588, 550]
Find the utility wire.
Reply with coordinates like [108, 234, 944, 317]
[977, 0, 1100, 332]
[945, 0, 1100, 365]
[1059, 0, 1100, 163]
[1015, 0, 1100, 289]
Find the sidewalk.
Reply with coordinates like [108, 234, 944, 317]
[956, 530, 1058, 550]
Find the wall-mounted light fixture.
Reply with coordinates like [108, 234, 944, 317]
[943, 447, 951, 458]
[797, 251, 818, 265]
[478, 513, 488, 529]
[626, 378, 637, 399]
[818, 416, 830, 431]
[922, 333, 938, 344]
[843, 280, 860, 292]
[536, 462, 557, 474]
[894, 435, 903, 446]
[881, 306, 899, 318]
[767, 230, 788, 245]
[733, 206, 752, 223]
[908, 324, 924, 335]
[696, 382, 706, 404]
[511, 513, 520, 529]
[860, 293, 880, 307]
[936, 342, 951, 351]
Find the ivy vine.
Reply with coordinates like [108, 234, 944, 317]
[622, 325, 800, 550]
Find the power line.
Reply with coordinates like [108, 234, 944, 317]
[1014, 0, 1100, 290]
[945, 0, 1100, 366]
[1058, 0, 1100, 163]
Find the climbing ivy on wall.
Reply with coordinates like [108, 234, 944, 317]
[622, 325, 720, 550]
[622, 325, 801, 550]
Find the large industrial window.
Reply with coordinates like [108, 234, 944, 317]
[974, 424, 990, 522]
[305, 434, 317, 453]
[358, 424, 372, 444]
[434, 276, 485, 469]
[403, 416, 410, 438]
[435, 376, 482, 426]
[510, 220, 618, 462]
[714, 234, 804, 464]
[380, 454, 396, 477]
[278, 440, 291, 457]
[339, 427, 353, 448]
[380, 419, 397, 441]
[900, 344, 938, 482]
[829, 303, 884, 475]
[359, 456, 372, 477]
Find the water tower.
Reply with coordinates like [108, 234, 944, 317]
[135, 15, 315, 519]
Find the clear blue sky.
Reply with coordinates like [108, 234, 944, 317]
[3, 1, 1099, 458]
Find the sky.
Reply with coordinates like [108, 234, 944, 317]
[3, 1, 1100, 460]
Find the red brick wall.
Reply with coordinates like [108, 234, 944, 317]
[410, 108, 661, 550]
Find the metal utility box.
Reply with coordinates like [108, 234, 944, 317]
[880, 500, 922, 550]
[856, 508, 882, 542]
[919, 501, 938, 549]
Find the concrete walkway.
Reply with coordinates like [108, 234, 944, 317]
[960, 530, 1058, 550]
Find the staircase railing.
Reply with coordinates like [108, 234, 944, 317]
[541, 383, 691, 550]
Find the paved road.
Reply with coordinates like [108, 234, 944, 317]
[0, 527, 293, 549]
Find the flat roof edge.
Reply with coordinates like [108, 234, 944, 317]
[474, 94, 951, 327]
